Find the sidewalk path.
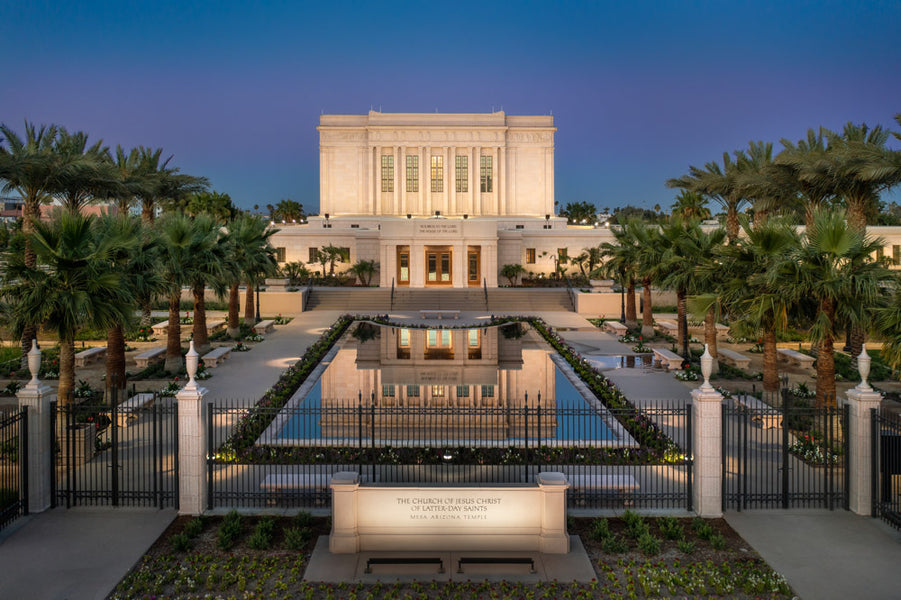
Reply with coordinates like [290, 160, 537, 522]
[0, 508, 175, 600]
[726, 510, 901, 600]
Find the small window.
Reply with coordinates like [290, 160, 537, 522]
[468, 329, 479, 347]
[406, 385, 420, 397]
[275, 247, 286, 263]
[894, 245, 900, 266]
[431, 156, 443, 192]
[381, 155, 394, 192]
[350, 224, 359, 229]
[308, 247, 318, 263]
[557, 248, 568, 261]
[526, 248, 536, 264]
[515, 224, 524, 229]
[481, 385, 495, 397]
[456, 385, 470, 397]
[399, 329, 410, 347]
[455, 155, 468, 193]
[382, 384, 395, 397]
[337, 247, 350, 262]
[430, 385, 445, 397]
[406, 155, 419, 192]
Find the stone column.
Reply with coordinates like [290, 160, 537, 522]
[472, 146, 481, 215]
[329, 471, 361, 553]
[498, 145, 506, 215]
[176, 341, 209, 515]
[846, 349, 883, 516]
[16, 340, 55, 513]
[444, 146, 452, 215]
[396, 146, 404, 216]
[691, 345, 723, 517]
[537, 472, 570, 553]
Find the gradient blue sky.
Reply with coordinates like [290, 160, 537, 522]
[3, 0, 900, 213]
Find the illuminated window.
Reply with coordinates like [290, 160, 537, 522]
[480, 155, 493, 193]
[275, 247, 286, 263]
[468, 329, 479, 347]
[426, 329, 452, 347]
[894, 245, 901, 266]
[381, 155, 394, 192]
[557, 248, 568, 262]
[406, 155, 419, 192]
[308, 247, 318, 263]
[455, 156, 468, 192]
[525, 248, 536, 264]
[430, 385, 445, 397]
[399, 329, 410, 346]
[431, 156, 443, 192]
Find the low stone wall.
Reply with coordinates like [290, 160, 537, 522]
[329, 471, 570, 554]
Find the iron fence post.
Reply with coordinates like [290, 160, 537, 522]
[870, 408, 878, 518]
[686, 403, 692, 512]
[20, 406, 28, 516]
[111, 392, 119, 507]
[781, 402, 789, 510]
[206, 402, 214, 511]
[49, 401, 56, 509]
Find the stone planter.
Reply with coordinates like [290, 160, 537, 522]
[59, 423, 95, 465]
[590, 279, 614, 291]
[264, 278, 290, 292]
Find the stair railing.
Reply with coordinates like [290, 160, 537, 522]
[564, 276, 576, 312]
[302, 277, 314, 311]
[483, 277, 489, 311]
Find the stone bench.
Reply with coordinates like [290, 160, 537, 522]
[113, 393, 155, 428]
[151, 320, 169, 336]
[568, 474, 639, 506]
[206, 319, 226, 334]
[253, 319, 275, 335]
[74, 346, 106, 367]
[419, 309, 460, 320]
[260, 473, 332, 505]
[778, 348, 815, 367]
[718, 348, 751, 369]
[603, 321, 628, 334]
[202, 346, 231, 368]
[735, 394, 781, 429]
[134, 347, 166, 369]
[656, 320, 678, 336]
[652, 348, 683, 371]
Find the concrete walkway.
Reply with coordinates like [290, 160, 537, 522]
[726, 510, 901, 600]
[0, 508, 175, 600]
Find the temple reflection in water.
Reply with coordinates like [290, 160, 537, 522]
[315, 322, 561, 440]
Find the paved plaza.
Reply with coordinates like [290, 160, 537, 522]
[1, 310, 900, 599]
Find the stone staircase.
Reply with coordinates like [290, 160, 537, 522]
[305, 287, 575, 313]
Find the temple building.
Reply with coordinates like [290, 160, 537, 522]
[268, 111, 901, 289]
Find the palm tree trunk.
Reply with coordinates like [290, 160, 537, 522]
[816, 299, 837, 409]
[244, 282, 255, 323]
[164, 293, 183, 373]
[849, 328, 865, 368]
[677, 288, 689, 358]
[106, 325, 127, 404]
[20, 199, 38, 367]
[762, 325, 780, 394]
[704, 307, 719, 374]
[58, 338, 75, 406]
[725, 207, 740, 243]
[625, 279, 637, 328]
[227, 284, 241, 339]
[192, 284, 211, 355]
[641, 279, 654, 338]
[141, 201, 155, 225]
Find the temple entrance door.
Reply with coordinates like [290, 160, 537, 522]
[425, 247, 452, 286]
[396, 247, 410, 286]
[467, 246, 481, 287]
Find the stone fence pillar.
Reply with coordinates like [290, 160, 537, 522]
[845, 349, 882, 516]
[176, 341, 209, 515]
[16, 340, 56, 513]
[691, 345, 723, 517]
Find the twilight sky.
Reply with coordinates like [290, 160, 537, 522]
[2, 0, 900, 213]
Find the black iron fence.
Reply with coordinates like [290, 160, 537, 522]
[872, 409, 901, 529]
[52, 391, 177, 509]
[0, 408, 27, 531]
[207, 399, 692, 511]
[723, 395, 847, 511]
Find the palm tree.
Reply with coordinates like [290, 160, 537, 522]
[629, 220, 661, 338]
[1, 211, 132, 402]
[133, 147, 209, 224]
[716, 218, 801, 393]
[667, 152, 750, 242]
[272, 199, 305, 222]
[156, 213, 221, 372]
[0, 121, 61, 359]
[349, 259, 379, 286]
[776, 128, 836, 229]
[670, 190, 711, 221]
[681, 225, 728, 371]
[734, 141, 788, 226]
[223, 214, 278, 337]
[95, 214, 165, 400]
[597, 223, 640, 328]
[875, 285, 901, 371]
[782, 209, 893, 407]
[52, 128, 114, 213]
[500, 263, 526, 287]
[187, 214, 229, 355]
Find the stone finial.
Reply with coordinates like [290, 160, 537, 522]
[26, 339, 41, 389]
[856, 347, 872, 392]
[185, 340, 199, 391]
[699, 344, 714, 391]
